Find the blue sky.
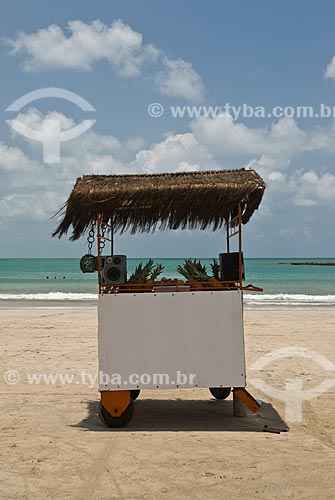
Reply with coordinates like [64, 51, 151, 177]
[0, 0, 335, 258]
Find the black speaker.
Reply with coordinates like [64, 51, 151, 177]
[219, 252, 245, 282]
[101, 255, 127, 285]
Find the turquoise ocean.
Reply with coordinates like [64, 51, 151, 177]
[0, 258, 335, 309]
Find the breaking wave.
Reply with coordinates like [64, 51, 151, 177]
[0, 292, 335, 308]
[244, 293, 335, 308]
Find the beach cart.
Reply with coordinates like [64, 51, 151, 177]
[54, 169, 265, 427]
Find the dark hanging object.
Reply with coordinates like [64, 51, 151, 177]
[80, 254, 98, 273]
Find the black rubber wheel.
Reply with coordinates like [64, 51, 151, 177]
[98, 400, 134, 428]
[130, 389, 141, 400]
[209, 387, 231, 400]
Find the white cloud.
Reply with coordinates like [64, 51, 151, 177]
[279, 225, 311, 241]
[205, 113, 335, 212]
[9, 108, 145, 175]
[155, 58, 204, 103]
[0, 192, 63, 222]
[5, 20, 157, 75]
[133, 133, 216, 173]
[0, 110, 147, 224]
[191, 113, 332, 161]
[2, 109, 335, 228]
[5, 20, 204, 102]
[267, 170, 286, 182]
[245, 160, 335, 209]
[246, 155, 291, 172]
[325, 56, 335, 79]
[0, 142, 40, 173]
[292, 170, 335, 206]
[0, 141, 66, 220]
[0, 115, 214, 224]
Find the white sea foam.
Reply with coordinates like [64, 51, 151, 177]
[0, 292, 335, 308]
[244, 293, 335, 307]
[0, 292, 97, 301]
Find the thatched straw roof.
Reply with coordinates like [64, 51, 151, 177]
[53, 169, 265, 240]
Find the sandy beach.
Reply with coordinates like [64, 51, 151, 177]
[0, 308, 334, 500]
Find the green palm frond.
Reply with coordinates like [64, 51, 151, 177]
[128, 259, 164, 284]
[177, 258, 210, 282]
[210, 259, 220, 280]
[178, 258, 220, 282]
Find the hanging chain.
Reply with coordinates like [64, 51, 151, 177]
[87, 221, 96, 255]
[99, 221, 107, 254]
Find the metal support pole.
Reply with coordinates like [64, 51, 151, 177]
[238, 203, 243, 288]
[226, 217, 230, 253]
[110, 219, 114, 255]
[97, 214, 101, 292]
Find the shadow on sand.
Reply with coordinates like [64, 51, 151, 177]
[73, 397, 288, 433]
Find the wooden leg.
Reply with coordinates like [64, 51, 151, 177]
[233, 388, 261, 416]
[233, 390, 247, 417]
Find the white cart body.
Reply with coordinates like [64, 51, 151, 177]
[98, 289, 246, 391]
